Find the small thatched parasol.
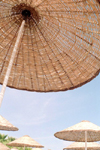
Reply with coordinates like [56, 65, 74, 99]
[0, 142, 10, 150]
[54, 120, 100, 150]
[0, 115, 18, 131]
[63, 142, 100, 150]
[7, 135, 44, 150]
[0, 0, 100, 106]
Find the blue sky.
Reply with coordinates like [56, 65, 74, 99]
[0, 73, 100, 150]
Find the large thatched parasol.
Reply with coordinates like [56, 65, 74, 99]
[63, 142, 100, 150]
[0, 142, 10, 150]
[0, 0, 100, 106]
[0, 115, 18, 131]
[7, 135, 44, 150]
[54, 120, 100, 150]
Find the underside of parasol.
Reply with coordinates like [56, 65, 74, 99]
[0, 0, 99, 94]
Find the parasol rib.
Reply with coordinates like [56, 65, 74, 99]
[0, 20, 25, 107]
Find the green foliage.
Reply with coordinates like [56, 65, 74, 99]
[0, 133, 8, 142]
[7, 136, 16, 142]
[18, 148, 32, 150]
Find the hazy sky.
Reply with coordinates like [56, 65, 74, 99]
[0, 73, 100, 150]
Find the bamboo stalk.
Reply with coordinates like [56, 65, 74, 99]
[0, 20, 25, 107]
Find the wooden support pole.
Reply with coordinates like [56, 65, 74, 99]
[24, 145, 25, 150]
[85, 131, 87, 150]
[0, 20, 25, 107]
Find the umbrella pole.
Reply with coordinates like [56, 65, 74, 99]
[85, 131, 87, 150]
[0, 20, 25, 107]
[24, 145, 25, 150]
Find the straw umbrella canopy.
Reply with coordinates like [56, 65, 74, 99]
[54, 120, 100, 142]
[0, 0, 100, 106]
[63, 142, 100, 150]
[0, 142, 10, 150]
[7, 135, 44, 149]
[54, 120, 100, 150]
[0, 115, 18, 131]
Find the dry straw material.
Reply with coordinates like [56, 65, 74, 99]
[7, 135, 44, 148]
[0, 0, 100, 92]
[54, 120, 100, 142]
[0, 142, 10, 150]
[0, 115, 18, 131]
[64, 142, 100, 150]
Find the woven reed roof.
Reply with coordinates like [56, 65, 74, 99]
[0, 142, 10, 150]
[0, 115, 18, 131]
[0, 0, 100, 92]
[54, 120, 100, 142]
[64, 142, 100, 150]
[7, 135, 44, 148]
